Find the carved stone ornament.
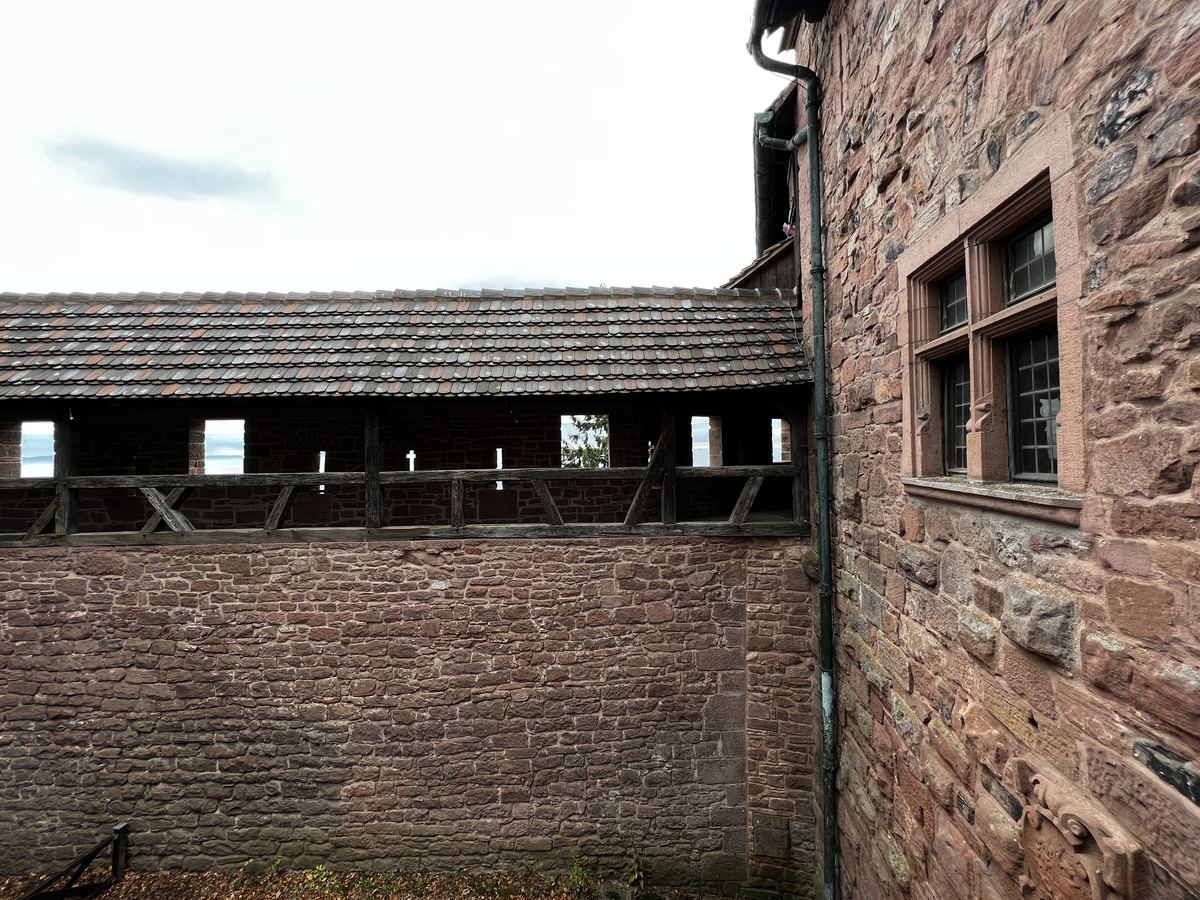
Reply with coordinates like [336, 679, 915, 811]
[916, 405, 931, 437]
[968, 394, 994, 434]
[1015, 758, 1144, 900]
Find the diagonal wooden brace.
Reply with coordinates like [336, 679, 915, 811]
[23, 496, 60, 541]
[530, 478, 564, 526]
[728, 475, 765, 525]
[139, 487, 195, 533]
[264, 484, 298, 533]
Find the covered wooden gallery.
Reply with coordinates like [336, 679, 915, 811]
[0, 286, 813, 545]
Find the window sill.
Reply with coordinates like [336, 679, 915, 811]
[901, 476, 1082, 526]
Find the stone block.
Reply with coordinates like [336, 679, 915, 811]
[897, 542, 939, 588]
[1080, 630, 1133, 695]
[1106, 577, 1176, 643]
[1129, 654, 1200, 736]
[975, 792, 1022, 876]
[1083, 745, 1200, 888]
[891, 693, 924, 749]
[929, 718, 971, 782]
[958, 610, 997, 661]
[1001, 578, 1078, 667]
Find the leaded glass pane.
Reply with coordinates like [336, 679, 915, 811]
[940, 270, 968, 333]
[1006, 219, 1056, 305]
[1010, 330, 1060, 480]
[943, 355, 970, 474]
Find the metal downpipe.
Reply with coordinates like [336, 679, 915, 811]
[749, 20, 837, 900]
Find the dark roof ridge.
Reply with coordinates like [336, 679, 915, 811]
[0, 286, 781, 305]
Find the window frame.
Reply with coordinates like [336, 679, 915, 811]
[898, 114, 1085, 522]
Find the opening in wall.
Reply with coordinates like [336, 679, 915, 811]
[561, 414, 608, 468]
[692, 416, 711, 466]
[318, 450, 327, 494]
[21, 421, 54, 477]
[496, 447, 504, 490]
[204, 420, 245, 475]
[771, 418, 784, 463]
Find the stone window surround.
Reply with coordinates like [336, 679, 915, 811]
[899, 114, 1085, 524]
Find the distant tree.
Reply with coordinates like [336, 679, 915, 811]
[561, 414, 609, 468]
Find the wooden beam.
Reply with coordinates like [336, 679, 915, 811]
[138, 487, 195, 533]
[729, 475, 765, 525]
[53, 415, 79, 537]
[264, 484, 299, 533]
[140, 486, 191, 534]
[23, 496, 60, 542]
[660, 413, 677, 527]
[364, 409, 383, 529]
[2, 520, 810, 549]
[530, 478, 563, 526]
[450, 478, 464, 528]
[65, 472, 362, 489]
[623, 425, 669, 528]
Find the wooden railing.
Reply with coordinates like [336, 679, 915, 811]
[0, 462, 808, 545]
[1, 410, 811, 545]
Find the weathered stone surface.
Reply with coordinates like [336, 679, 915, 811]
[1084, 746, 1200, 888]
[1001, 578, 1079, 667]
[1086, 144, 1138, 204]
[897, 542, 939, 587]
[1130, 655, 1200, 735]
[958, 609, 997, 661]
[1132, 742, 1200, 807]
[1094, 67, 1156, 148]
[1106, 577, 1176, 643]
[0, 537, 815, 889]
[975, 792, 1022, 876]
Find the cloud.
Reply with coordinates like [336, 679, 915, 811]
[46, 137, 277, 202]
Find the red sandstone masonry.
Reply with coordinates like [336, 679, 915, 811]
[789, 0, 1200, 898]
[0, 537, 814, 894]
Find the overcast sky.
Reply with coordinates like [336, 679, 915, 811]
[0, 2, 790, 295]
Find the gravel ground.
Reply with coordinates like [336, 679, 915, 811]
[0, 869, 722, 900]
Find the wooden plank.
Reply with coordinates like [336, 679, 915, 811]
[65, 472, 363, 489]
[381, 466, 650, 484]
[47, 464, 796, 492]
[0, 520, 811, 549]
[138, 487, 195, 533]
[140, 486, 191, 534]
[364, 409, 383, 529]
[660, 413, 677, 527]
[53, 415, 78, 537]
[450, 478, 464, 528]
[264, 484, 299, 533]
[23, 496, 60, 541]
[623, 428, 669, 528]
[0, 477, 57, 490]
[729, 475, 765, 525]
[530, 478, 564, 526]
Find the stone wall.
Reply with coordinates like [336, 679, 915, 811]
[0, 537, 815, 895]
[786, 1, 1200, 898]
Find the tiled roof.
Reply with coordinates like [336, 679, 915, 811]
[0, 287, 809, 400]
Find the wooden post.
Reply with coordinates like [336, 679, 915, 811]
[112, 822, 130, 882]
[777, 401, 811, 526]
[364, 409, 382, 529]
[623, 428, 668, 528]
[53, 413, 78, 537]
[450, 478, 464, 528]
[660, 412, 677, 526]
